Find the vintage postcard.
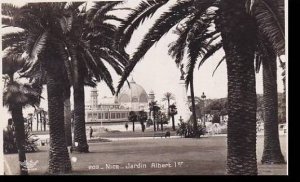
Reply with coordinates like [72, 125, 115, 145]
[0, 0, 288, 175]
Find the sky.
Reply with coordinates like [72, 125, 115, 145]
[0, 0, 286, 123]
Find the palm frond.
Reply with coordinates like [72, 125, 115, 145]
[97, 58, 115, 95]
[251, 0, 285, 55]
[212, 56, 226, 76]
[64, 2, 85, 11]
[19, 31, 48, 77]
[3, 81, 41, 109]
[88, 1, 123, 26]
[1, 3, 19, 17]
[168, 12, 204, 65]
[59, 14, 73, 34]
[117, 0, 201, 94]
[115, 0, 169, 51]
[197, 41, 223, 69]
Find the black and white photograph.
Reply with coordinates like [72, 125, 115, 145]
[0, 0, 287, 175]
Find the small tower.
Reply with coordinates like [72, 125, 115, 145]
[148, 90, 155, 102]
[91, 87, 98, 109]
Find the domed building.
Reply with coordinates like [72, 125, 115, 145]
[118, 78, 149, 111]
[85, 78, 151, 124]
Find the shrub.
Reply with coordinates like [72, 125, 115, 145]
[3, 124, 38, 154]
[176, 119, 205, 138]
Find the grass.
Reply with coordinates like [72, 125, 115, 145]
[3, 135, 287, 175]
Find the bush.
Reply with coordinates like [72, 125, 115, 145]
[3, 124, 38, 154]
[176, 119, 205, 138]
[212, 114, 220, 123]
[146, 119, 153, 126]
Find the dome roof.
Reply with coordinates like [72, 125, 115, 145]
[118, 78, 148, 103]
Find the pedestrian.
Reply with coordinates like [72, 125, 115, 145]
[89, 126, 93, 139]
[125, 122, 128, 131]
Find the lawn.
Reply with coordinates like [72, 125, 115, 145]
[4, 135, 287, 175]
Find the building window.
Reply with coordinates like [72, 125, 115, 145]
[111, 113, 115, 119]
[88, 113, 92, 118]
[105, 113, 109, 119]
[98, 113, 101, 119]
[93, 113, 97, 119]
[121, 113, 125, 118]
[116, 113, 120, 118]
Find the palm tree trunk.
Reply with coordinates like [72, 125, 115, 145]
[64, 98, 72, 147]
[153, 111, 156, 131]
[132, 121, 135, 132]
[36, 112, 39, 131]
[46, 72, 72, 174]
[219, 0, 258, 175]
[40, 112, 42, 131]
[172, 116, 175, 131]
[261, 53, 285, 164]
[72, 58, 89, 153]
[11, 105, 28, 175]
[190, 75, 197, 137]
[161, 117, 163, 131]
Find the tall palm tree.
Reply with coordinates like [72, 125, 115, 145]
[149, 101, 158, 131]
[161, 92, 175, 126]
[3, 50, 41, 175]
[161, 92, 175, 116]
[1, 2, 87, 173]
[169, 104, 178, 131]
[3, 2, 128, 156]
[114, 0, 285, 174]
[69, 1, 128, 152]
[248, 0, 286, 164]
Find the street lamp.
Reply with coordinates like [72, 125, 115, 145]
[201, 92, 206, 127]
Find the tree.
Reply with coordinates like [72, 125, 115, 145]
[1, 3, 84, 173]
[248, 0, 285, 164]
[70, 2, 128, 152]
[138, 110, 148, 132]
[128, 111, 137, 132]
[3, 2, 128, 157]
[149, 101, 159, 131]
[2, 50, 41, 175]
[114, 0, 263, 174]
[169, 104, 178, 131]
[161, 92, 175, 119]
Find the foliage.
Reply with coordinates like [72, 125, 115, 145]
[128, 111, 138, 123]
[3, 124, 39, 154]
[212, 114, 220, 123]
[176, 118, 205, 138]
[146, 119, 153, 127]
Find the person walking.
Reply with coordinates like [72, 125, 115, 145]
[89, 126, 93, 139]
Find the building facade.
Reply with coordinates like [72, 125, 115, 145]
[85, 79, 150, 124]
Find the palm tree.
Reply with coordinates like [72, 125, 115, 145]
[1, 2, 87, 173]
[3, 50, 41, 175]
[169, 104, 178, 131]
[161, 92, 175, 116]
[3, 2, 128, 156]
[128, 111, 137, 132]
[149, 101, 158, 131]
[114, 0, 280, 174]
[248, 0, 286, 164]
[260, 46, 285, 164]
[69, 1, 128, 152]
[138, 110, 148, 132]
